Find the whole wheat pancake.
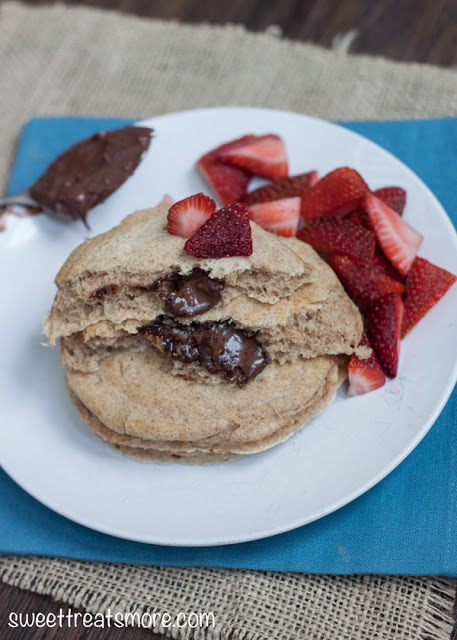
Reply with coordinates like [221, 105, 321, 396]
[66, 348, 346, 460]
[45, 206, 314, 344]
[45, 204, 364, 463]
[48, 210, 363, 374]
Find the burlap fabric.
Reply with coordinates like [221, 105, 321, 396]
[1, 3, 457, 638]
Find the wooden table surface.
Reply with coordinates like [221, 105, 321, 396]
[1, 0, 457, 638]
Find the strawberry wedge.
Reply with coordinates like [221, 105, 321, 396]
[371, 247, 406, 284]
[184, 202, 253, 258]
[363, 193, 423, 276]
[197, 135, 256, 205]
[243, 171, 319, 206]
[167, 193, 216, 237]
[373, 187, 407, 216]
[300, 167, 369, 223]
[248, 196, 301, 237]
[348, 334, 386, 396]
[366, 292, 404, 378]
[157, 193, 175, 207]
[218, 134, 288, 179]
[345, 187, 407, 226]
[298, 218, 376, 263]
[402, 257, 457, 336]
[332, 255, 405, 308]
[344, 206, 368, 228]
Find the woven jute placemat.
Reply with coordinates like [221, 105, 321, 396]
[1, 3, 457, 638]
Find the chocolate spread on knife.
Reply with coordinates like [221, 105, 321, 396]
[29, 126, 153, 222]
[139, 319, 270, 386]
[90, 269, 224, 316]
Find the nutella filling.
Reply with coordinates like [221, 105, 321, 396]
[90, 269, 224, 317]
[160, 269, 224, 317]
[139, 319, 270, 386]
[29, 126, 153, 222]
[90, 284, 119, 300]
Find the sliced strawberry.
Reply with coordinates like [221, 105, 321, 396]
[218, 134, 288, 179]
[363, 193, 423, 276]
[197, 135, 256, 205]
[402, 257, 457, 336]
[365, 292, 404, 378]
[248, 196, 300, 237]
[243, 171, 319, 205]
[184, 202, 252, 258]
[346, 188, 407, 227]
[371, 247, 406, 284]
[157, 193, 175, 207]
[332, 255, 405, 308]
[300, 167, 369, 223]
[373, 187, 406, 216]
[344, 206, 368, 228]
[167, 193, 216, 238]
[348, 334, 386, 396]
[298, 218, 375, 263]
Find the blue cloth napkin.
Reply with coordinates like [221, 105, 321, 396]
[2, 116, 457, 576]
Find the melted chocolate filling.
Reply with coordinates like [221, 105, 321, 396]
[139, 319, 270, 386]
[29, 126, 153, 222]
[160, 269, 224, 317]
[90, 284, 119, 300]
[90, 269, 223, 316]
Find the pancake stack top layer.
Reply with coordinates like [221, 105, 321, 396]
[45, 206, 312, 342]
[45, 206, 365, 463]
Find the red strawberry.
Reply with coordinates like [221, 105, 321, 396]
[197, 135, 256, 205]
[157, 193, 175, 207]
[402, 257, 457, 336]
[344, 206, 368, 228]
[167, 193, 216, 238]
[365, 292, 404, 378]
[248, 196, 301, 237]
[347, 188, 407, 227]
[373, 187, 406, 216]
[243, 171, 319, 205]
[298, 218, 376, 263]
[332, 255, 405, 308]
[363, 193, 423, 276]
[371, 247, 406, 284]
[218, 134, 288, 179]
[300, 167, 369, 223]
[184, 202, 253, 258]
[348, 334, 386, 396]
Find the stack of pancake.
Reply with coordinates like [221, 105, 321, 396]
[45, 206, 364, 463]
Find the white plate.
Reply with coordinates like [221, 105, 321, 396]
[1, 107, 457, 547]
